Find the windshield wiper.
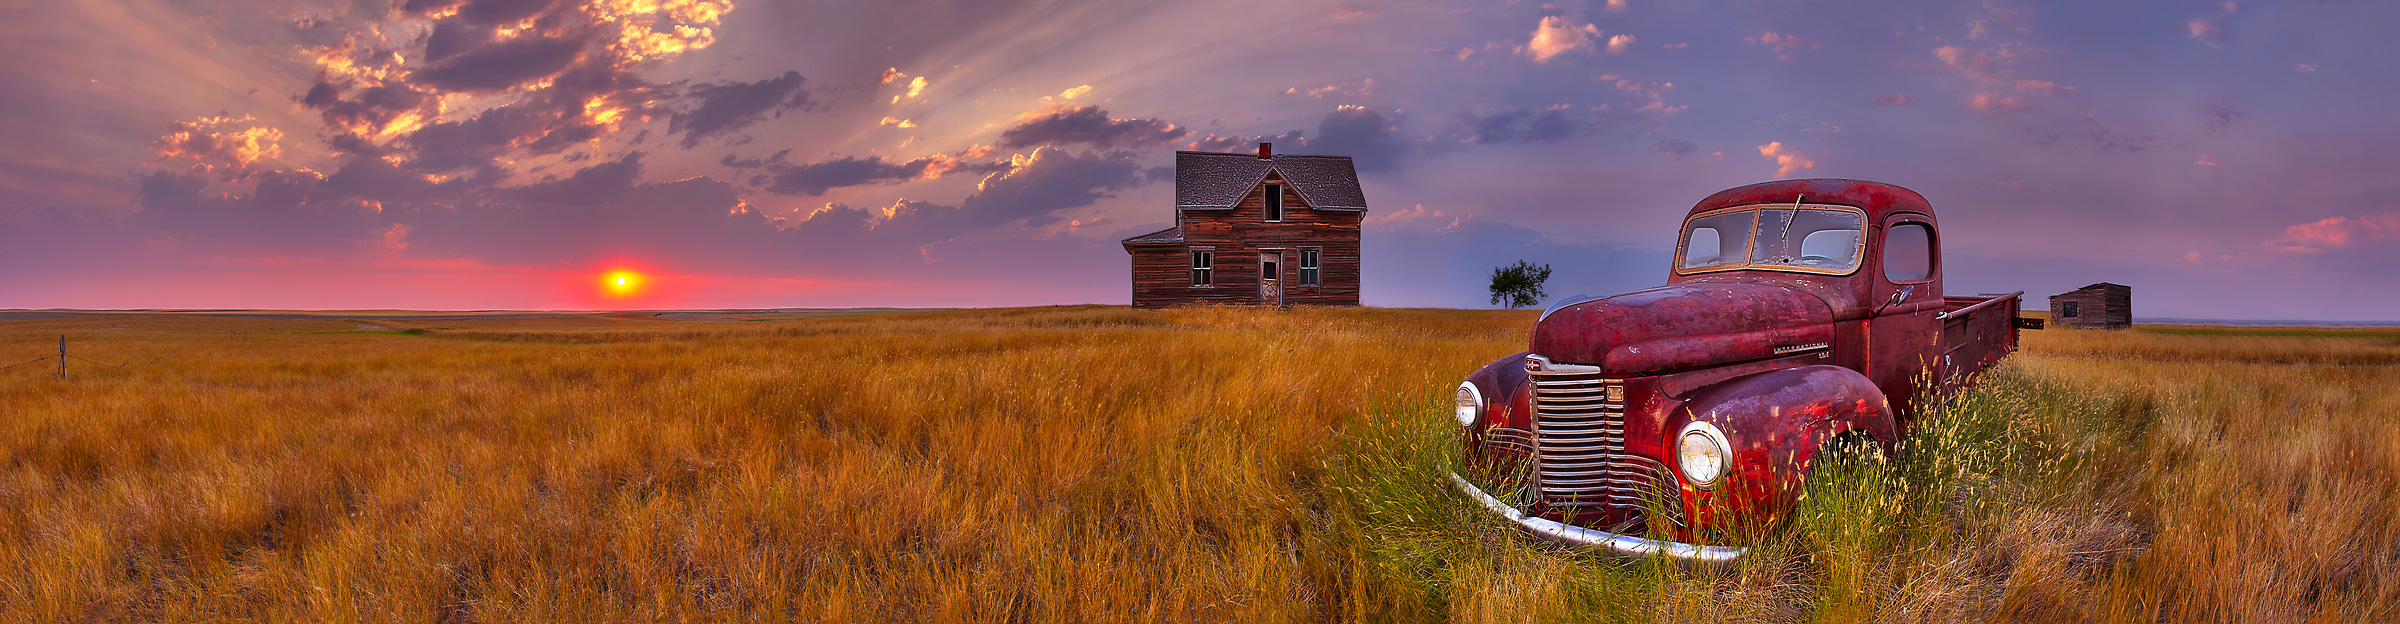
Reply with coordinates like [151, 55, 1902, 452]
[1765, 195, 1802, 264]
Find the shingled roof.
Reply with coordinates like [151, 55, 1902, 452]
[1174, 151, 1368, 211]
[1121, 226, 1182, 245]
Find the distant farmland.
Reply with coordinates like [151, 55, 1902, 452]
[2, 307, 2393, 622]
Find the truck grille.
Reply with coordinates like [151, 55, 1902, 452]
[1480, 427, 1536, 455]
[1530, 369, 1682, 525]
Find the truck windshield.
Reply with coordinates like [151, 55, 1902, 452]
[1678, 205, 1865, 274]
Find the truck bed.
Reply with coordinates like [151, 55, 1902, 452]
[1937, 292, 2023, 389]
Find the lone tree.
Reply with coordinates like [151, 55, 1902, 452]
[1488, 260, 1552, 309]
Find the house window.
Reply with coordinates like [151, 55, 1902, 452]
[1264, 184, 1283, 222]
[1190, 250, 1213, 286]
[1299, 249, 1320, 285]
[2062, 301, 2079, 318]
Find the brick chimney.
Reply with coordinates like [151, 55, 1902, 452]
[1258, 143, 1272, 159]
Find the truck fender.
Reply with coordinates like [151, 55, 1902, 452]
[1665, 365, 1894, 535]
[1460, 351, 1535, 470]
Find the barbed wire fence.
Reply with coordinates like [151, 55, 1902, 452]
[0, 335, 127, 380]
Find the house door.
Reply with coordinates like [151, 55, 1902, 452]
[1259, 252, 1284, 306]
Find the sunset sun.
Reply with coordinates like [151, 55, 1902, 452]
[601, 270, 644, 297]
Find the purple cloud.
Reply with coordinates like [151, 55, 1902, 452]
[1460, 107, 1580, 144]
[997, 106, 1188, 149]
[134, 169, 390, 256]
[1184, 130, 1306, 153]
[1311, 105, 1398, 170]
[413, 34, 589, 92]
[671, 71, 814, 148]
[2202, 102, 2244, 134]
[759, 154, 1007, 196]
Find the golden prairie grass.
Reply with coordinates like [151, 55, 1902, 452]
[0, 309, 2393, 622]
[1713, 324, 2400, 624]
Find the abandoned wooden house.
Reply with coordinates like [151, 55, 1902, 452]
[1122, 144, 1366, 308]
[2050, 282, 2132, 329]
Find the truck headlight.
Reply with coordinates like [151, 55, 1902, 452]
[1677, 422, 1729, 488]
[1454, 382, 1484, 427]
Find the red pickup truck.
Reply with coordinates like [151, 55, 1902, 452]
[1447, 178, 2025, 561]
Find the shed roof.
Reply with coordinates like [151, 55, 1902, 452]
[1175, 151, 1368, 211]
[2059, 282, 2129, 295]
[1121, 225, 1182, 245]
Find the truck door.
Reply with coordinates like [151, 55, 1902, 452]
[1866, 214, 1942, 418]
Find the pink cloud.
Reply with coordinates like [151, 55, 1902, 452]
[1994, 180, 2047, 194]
[1756, 141, 1816, 178]
[1610, 79, 1683, 115]
[2268, 213, 2400, 253]
[1924, 43, 2060, 91]
[1747, 32, 1815, 59]
[380, 223, 410, 252]
[2186, 18, 2226, 47]
[1521, 16, 1602, 63]
[1613, 79, 1673, 97]
[1605, 34, 1635, 54]
[2185, 3, 2238, 48]
[1365, 203, 1447, 225]
[1931, 46, 2004, 83]
[2013, 79, 2073, 94]
[1285, 79, 1375, 98]
[1966, 92, 2037, 116]
[2182, 251, 2236, 267]
[1876, 93, 1916, 106]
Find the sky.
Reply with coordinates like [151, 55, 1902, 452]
[1, 0, 2395, 320]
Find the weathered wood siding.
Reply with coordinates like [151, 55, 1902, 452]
[1130, 171, 1363, 308]
[2049, 283, 2131, 329]
[1129, 246, 1203, 308]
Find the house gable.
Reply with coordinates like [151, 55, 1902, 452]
[1173, 151, 1367, 212]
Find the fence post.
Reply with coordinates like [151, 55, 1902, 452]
[58, 335, 66, 380]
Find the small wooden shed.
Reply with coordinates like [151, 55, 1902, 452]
[2049, 282, 2131, 329]
[1121, 143, 1366, 308]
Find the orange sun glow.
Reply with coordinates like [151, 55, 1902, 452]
[601, 270, 645, 297]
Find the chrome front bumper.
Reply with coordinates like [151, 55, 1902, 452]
[1445, 471, 1747, 563]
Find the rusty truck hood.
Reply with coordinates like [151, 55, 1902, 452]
[1529, 282, 1833, 374]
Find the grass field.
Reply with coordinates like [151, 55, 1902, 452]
[1, 306, 2394, 622]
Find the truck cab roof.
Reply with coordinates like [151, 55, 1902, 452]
[1686, 178, 1932, 222]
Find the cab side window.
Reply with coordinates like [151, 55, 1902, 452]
[1884, 223, 1933, 281]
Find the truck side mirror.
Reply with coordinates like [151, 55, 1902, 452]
[1876, 285, 1914, 315]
